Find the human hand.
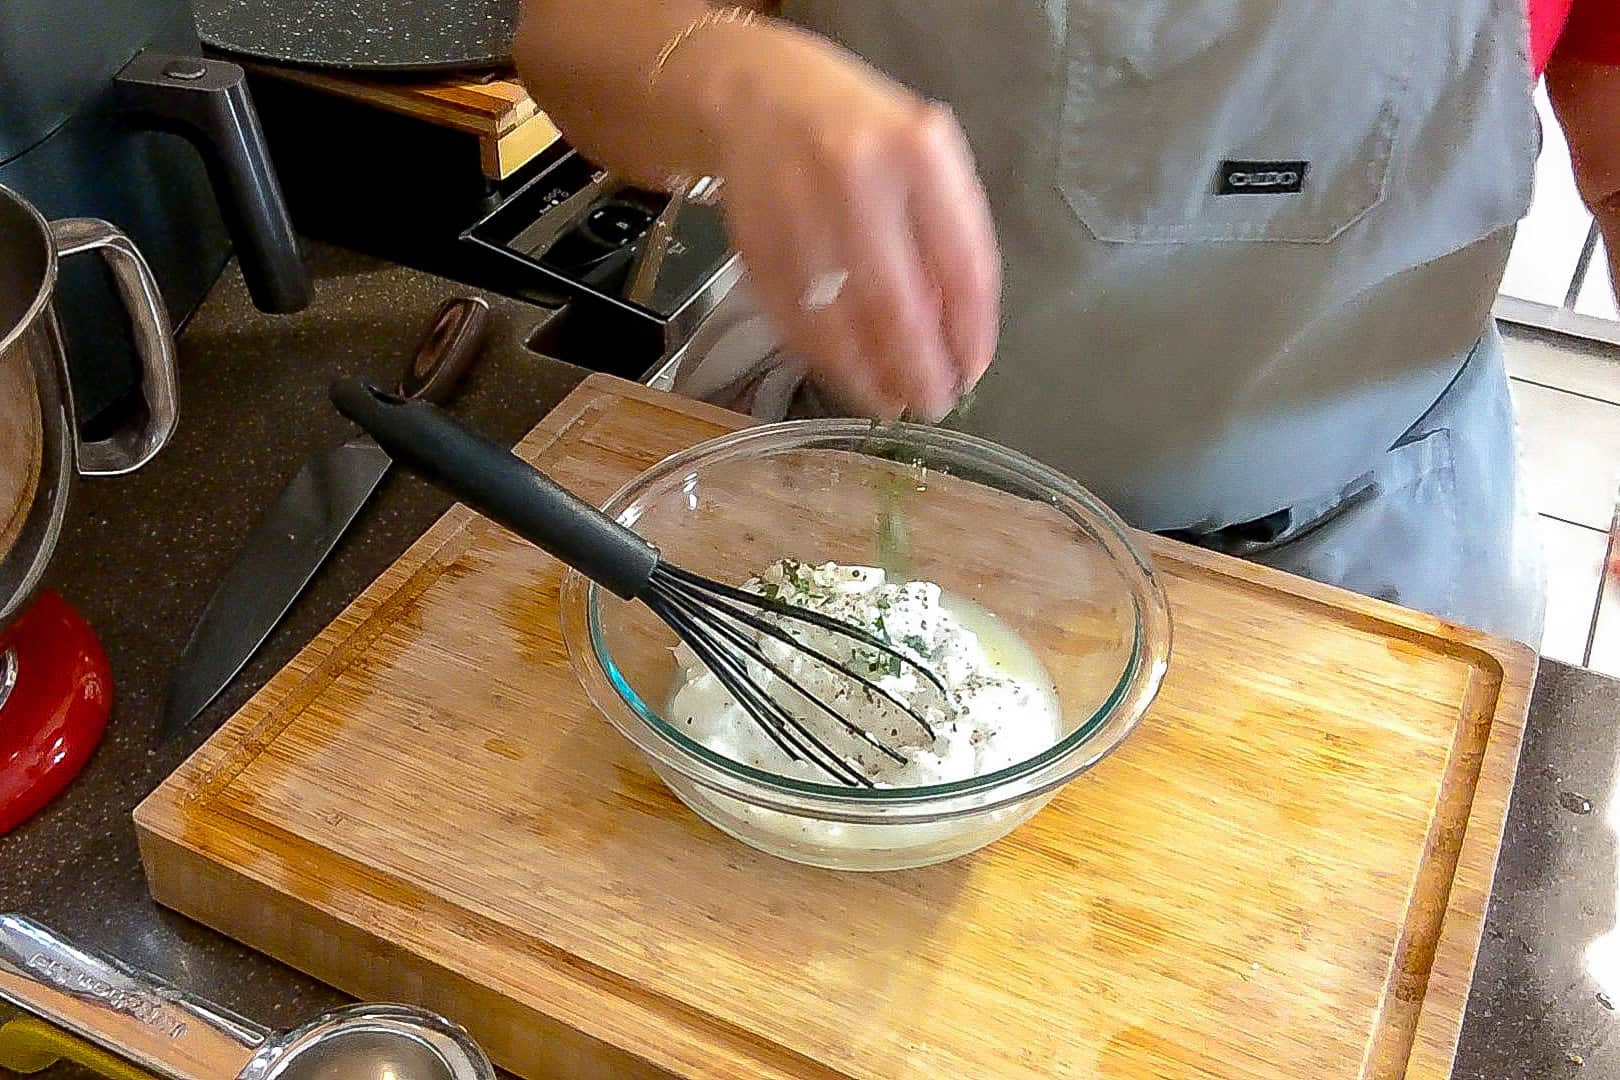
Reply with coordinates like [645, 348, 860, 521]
[695, 26, 1001, 419]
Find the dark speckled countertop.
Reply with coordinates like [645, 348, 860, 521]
[1, 245, 1617, 1078]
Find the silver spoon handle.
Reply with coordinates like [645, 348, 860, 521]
[0, 914, 266, 1080]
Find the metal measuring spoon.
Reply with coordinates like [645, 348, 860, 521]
[0, 914, 494, 1080]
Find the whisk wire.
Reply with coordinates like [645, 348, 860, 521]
[654, 563, 945, 736]
[644, 590, 804, 762]
[656, 575, 940, 745]
[649, 577, 909, 766]
[648, 589, 874, 787]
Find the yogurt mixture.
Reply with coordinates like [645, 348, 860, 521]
[667, 559, 1062, 787]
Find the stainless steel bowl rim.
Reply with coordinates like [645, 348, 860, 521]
[0, 183, 59, 359]
[0, 183, 68, 632]
[561, 418, 1173, 824]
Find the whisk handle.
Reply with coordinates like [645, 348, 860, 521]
[331, 378, 659, 599]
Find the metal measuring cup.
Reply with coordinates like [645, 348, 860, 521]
[0, 914, 495, 1080]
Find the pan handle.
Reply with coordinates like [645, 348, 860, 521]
[0, 914, 266, 1080]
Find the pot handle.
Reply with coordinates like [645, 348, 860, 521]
[49, 219, 180, 477]
[0, 914, 265, 1080]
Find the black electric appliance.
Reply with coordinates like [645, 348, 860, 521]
[462, 151, 742, 366]
[0, 0, 309, 430]
[234, 69, 740, 382]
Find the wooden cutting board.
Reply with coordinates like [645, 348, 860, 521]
[135, 375, 1536, 1080]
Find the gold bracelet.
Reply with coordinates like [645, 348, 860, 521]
[648, 5, 758, 97]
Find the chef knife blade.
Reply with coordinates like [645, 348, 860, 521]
[158, 296, 491, 744]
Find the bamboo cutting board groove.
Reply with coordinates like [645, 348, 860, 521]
[135, 376, 1536, 1080]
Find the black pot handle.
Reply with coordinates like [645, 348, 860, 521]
[331, 378, 660, 600]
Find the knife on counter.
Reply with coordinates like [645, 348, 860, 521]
[158, 295, 492, 744]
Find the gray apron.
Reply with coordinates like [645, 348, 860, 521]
[674, 0, 1545, 645]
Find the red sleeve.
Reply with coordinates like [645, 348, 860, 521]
[1530, 0, 1575, 75]
[1554, 0, 1620, 67]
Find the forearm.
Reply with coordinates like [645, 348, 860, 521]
[513, 0, 777, 188]
[1598, 206, 1620, 301]
[1546, 54, 1620, 298]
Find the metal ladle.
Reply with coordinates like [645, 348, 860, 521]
[0, 914, 495, 1080]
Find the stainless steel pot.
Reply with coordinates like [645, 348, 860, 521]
[0, 181, 178, 646]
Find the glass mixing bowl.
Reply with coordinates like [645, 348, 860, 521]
[560, 420, 1171, 871]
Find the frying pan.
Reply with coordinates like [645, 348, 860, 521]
[0, 915, 496, 1080]
[193, 0, 517, 73]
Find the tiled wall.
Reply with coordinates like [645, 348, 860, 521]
[1507, 327, 1620, 671]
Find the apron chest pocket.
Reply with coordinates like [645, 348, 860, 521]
[1058, 0, 1418, 244]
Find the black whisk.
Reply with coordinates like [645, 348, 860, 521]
[331, 379, 944, 787]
